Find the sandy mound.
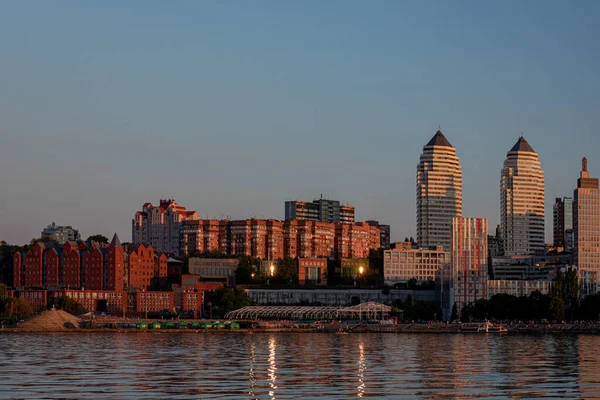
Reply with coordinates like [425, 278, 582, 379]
[19, 310, 82, 331]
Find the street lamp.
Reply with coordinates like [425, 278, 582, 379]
[270, 264, 275, 277]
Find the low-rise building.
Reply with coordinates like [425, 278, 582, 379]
[188, 258, 238, 283]
[15, 289, 48, 312]
[487, 279, 553, 297]
[490, 254, 572, 280]
[384, 242, 449, 285]
[135, 291, 175, 313]
[298, 258, 327, 286]
[59, 289, 126, 314]
[41, 222, 81, 244]
[174, 288, 203, 315]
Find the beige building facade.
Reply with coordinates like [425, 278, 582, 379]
[384, 242, 449, 285]
[417, 130, 463, 251]
[500, 137, 545, 255]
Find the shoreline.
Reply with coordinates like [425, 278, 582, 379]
[3, 325, 600, 335]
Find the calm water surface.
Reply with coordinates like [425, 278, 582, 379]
[1, 332, 599, 399]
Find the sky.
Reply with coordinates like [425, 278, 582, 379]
[1, 1, 600, 245]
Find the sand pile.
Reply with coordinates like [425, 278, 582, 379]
[19, 310, 82, 331]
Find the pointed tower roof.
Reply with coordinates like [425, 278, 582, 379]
[110, 233, 122, 248]
[509, 136, 535, 153]
[426, 130, 453, 148]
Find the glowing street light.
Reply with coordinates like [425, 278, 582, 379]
[270, 264, 275, 277]
[359, 266, 364, 275]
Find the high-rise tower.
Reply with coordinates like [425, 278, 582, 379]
[500, 137, 545, 255]
[574, 157, 600, 295]
[417, 130, 463, 251]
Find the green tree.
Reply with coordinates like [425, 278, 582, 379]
[460, 304, 472, 323]
[235, 256, 258, 285]
[86, 235, 109, 244]
[549, 268, 579, 321]
[450, 303, 458, 321]
[472, 299, 489, 320]
[48, 296, 87, 315]
[274, 257, 298, 285]
[8, 298, 34, 321]
[29, 237, 58, 245]
[211, 287, 252, 318]
[488, 294, 517, 320]
[0, 283, 8, 299]
[578, 293, 600, 321]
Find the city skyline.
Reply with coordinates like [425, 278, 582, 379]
[2, 2, 600, 244]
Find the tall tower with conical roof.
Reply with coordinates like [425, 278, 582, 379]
[417, 130, 463, 250]
[574, 157, 600, 295]
[500, 136, 545, 255]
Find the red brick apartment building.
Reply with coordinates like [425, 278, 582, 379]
[13, 234, 166, 292]
[182, 218, 380, 260]
[56, 290, 127, 314]
[135, 291, 175, 313]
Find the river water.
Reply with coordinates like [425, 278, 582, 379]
[0, 332, 599, 399]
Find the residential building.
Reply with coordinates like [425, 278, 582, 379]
[135, 291, 175, 313]
[132, 199, 199, 255]
[487, 279, 552, 297]
[384, 242, 449, 285]
[181, 219, 230, 255]
[188, 258, 238, 283]
[298, 258, 327, 286]
[127, 244, 159, 291]
[58, 289, 127, 314]
[366, 220, 391, 249]
[14, 290, 48, 311]
[417, 130, 463, 251]
[13, 235, 164, 293]
[500, 137, 545, 255]
[41, 223, 80, 244]
[451, 217, 488, 315]
[285, 197, 355, 223]
[174, 288, 203, 315]
[574, 157, 600, 291]
[490, 254, 572, 280]
[554, 197, 574, 250]
[181, 219, 379, 261]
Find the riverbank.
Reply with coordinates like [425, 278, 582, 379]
[4, 323, 600, 334]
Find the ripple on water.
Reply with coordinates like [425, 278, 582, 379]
[0, 333, 599, 399]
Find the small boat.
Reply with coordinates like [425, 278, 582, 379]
[461, 321, 507, 334]
[336, 329, 348, 335]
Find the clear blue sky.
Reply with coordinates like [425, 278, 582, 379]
[1, 1, 599, 244]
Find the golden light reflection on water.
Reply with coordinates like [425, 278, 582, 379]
[248, 342, 256, 398]
[268, 336, 278, 399]
[357, 341, 365, 397]
[4, 333, 600, 398]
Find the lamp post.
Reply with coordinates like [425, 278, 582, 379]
[269, 264, 275, 286]
[358, 266, 364, 287]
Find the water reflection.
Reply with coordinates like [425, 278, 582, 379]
[248, 342, 256, 398]
[357, 341, 365, 397]
[2, 333, 600, 398]
[268, 336, 277, 399]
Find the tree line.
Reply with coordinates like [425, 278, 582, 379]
[457, 268, 600, 322]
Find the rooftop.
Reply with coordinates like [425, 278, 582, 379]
[425, 130, 453, 148]
[509, 136, 535, 153]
